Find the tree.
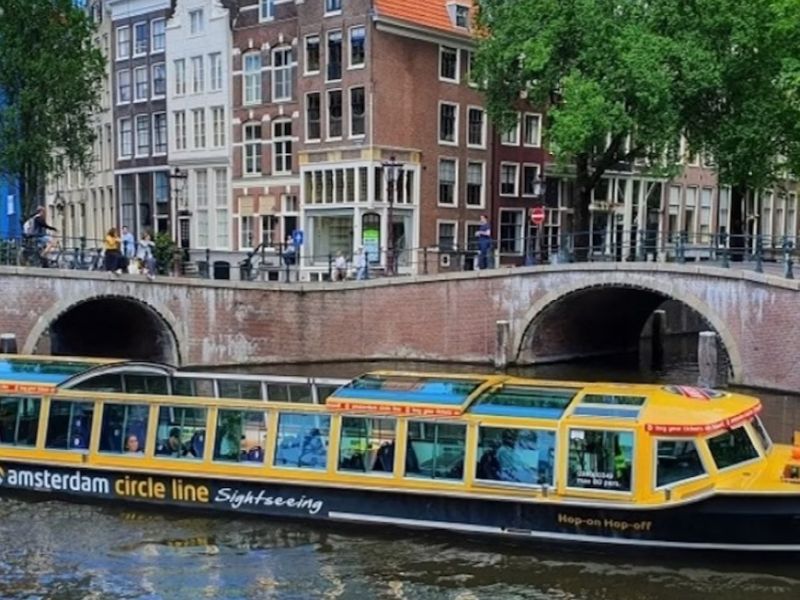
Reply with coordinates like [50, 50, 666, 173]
[473, 1, 731, 252]
[0, 0, 105, 218]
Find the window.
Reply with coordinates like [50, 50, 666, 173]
[306, 93, 321, 141]
[455, 4, 470, 28]
[524, 113, 542, 147]
[212, 106, 225, 147]
[567, 429, 634, 492]
[243, 52, 261, 105]
[151, 18, 165, 52]
[439, 46, 458, 82]
[405, 421, 466, 481]
[117, 69, 131, 103]
[752, 417, 772, 454]
[438, 221, 456, 250]
[214, 410, 267, 463]
[174, 110, 186, 150]
[259, 0, 275, 21]
[134, 66, 148, 101]
[499, 209, 523, 253]
[155, 406, 207, 459]
[349, 26, 365, 68]
[305, 35, 320, 74]
[135, 114, 150, 156]
[189, 9, 204, 35]
[153, 112, 167, 154]
[466, 162, 484, 207]
[261, 214, 278, 246]
[196, 169, 209, 246]
[0, 396, 40, 447]
[174, 59, 186, 95]
[116, 26, 130, 60]
[438, 158, 456, 205]
[133, 22, 147, 56]
[655, 440, 706, 488]
[501, 115, 520, 145]
[328, 89, 342, 138]
[500, 163, 518, 196]
[46, 400, 94, 450]
[240, 215, 254, 248]
[209, 53, 222, 91]
[349, 87, 365, 137]
[338, 417, 396, 473]
[215, 168, 229, 248]
[467, 107, 484, 147]
[522, 164, 541, 196]
[439, 102, 458, 144]
[325, 0, 342, 14]
[191, 56, 204, 93]
[99, 403, 149, 454]
[273, 120, 292, 174]
[119, 117, 133, 157]
[274, 412, 331, 469]
[327, 31, 342, 81]
[708, 427, 759, 470]
[475, 427, 556, 485]
[244, 123, 262, 175]
[192, 108, 205, 149]
[272, 47, 293, 101]
[151, 63, 166, 97]
[217, 379, 262, 400]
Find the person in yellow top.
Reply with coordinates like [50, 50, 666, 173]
[104, 227, 122, 273]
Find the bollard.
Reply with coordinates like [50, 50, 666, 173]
[494, 320, 510, 369]
[0, 333, 18, 354]
[697, 331, 719, 388]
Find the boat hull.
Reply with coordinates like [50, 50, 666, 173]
[1, 460, 799, 553]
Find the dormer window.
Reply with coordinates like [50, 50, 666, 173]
[455, 5, 470, 28]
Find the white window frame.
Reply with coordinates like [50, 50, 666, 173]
[209, 53, 223, 92]
[243, 52, 262, 106]
[498, 208, 524, 255]
[118, 117, 133, 158]
[152, 112, 167, 156]
[521, 163, 541, 197]
[134, 114, 150, 158]
[174, 59, 186, 96]
[439, 45, 460, 83]
[523, 112, 542, 148]
[466, 106, 486, 149]
[133, 66, 148, 102]
[272, 120, 293, 175]
[211, 107, 226, 148]
[259, 0, 275, 22]
[348, 26, 366, 69]
[174, 110, 186, 151]
[326, 30, 343, 82]
[305, 92, 321, 142]
[151, 18, 165, 54]
[325, 0, 342, 16]
[132, 21, 147, 57]
[437, 157, 458, 207]
[116, 26, 130, 61]
[243, 123, 262, 176]
[466, 161, 486, 209]
[327, 88, 343, 140]
[151, 62, 166, 99]
[189, 9, 204, 36]
[193, 108, 206, 149]
[272, 47, 293, 102]
[116, 69, 131, 104]
[349, 86, 366, 139]
[436, 220, 458, 251]
[438, 101, 459, 146]
[304, 35, 320, 75]
[191, 55, 204, 94]
[499, 162, 519, 197]
[501, 114, 521, 146]
[239, 215, 255, 251]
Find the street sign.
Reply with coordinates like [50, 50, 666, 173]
[292, 229, 304, 246]
[531, 206, 546, 226]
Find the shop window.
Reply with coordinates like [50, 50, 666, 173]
[274, 412, 331, 469]
[155, 406, 207, 459]
[707, 427, 759, 470]
[46, 400, 95, 450]
[99, 403, 149, 454]
[567, 429, 633, 492]
[405, 421, 466, 481]
[475, 427, 556, 485]
[338, 417, 396, 473]
[655, 440, 705, 487]
[0, 396, 40, 447]
[214, 410, 267, 463]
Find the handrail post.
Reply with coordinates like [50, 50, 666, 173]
[677, 231, 686, 264]
[327, 253, 333, 281]
[784, 236, 794, 279]
[755, 234, 764, 274]
[720, 232, 729, 268]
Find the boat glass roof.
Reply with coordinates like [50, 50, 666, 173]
[0, 357, 95, 385]
[573, 393, 646, 419]
[332, 374, 484, 405]
[469, 385, 579, 419]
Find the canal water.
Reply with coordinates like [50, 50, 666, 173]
[2, 337, 800, 600]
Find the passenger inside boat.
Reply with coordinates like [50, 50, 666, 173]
[125, 434, 141, 453]
[156, 427, 187, 457]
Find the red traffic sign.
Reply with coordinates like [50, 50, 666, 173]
[530, 206, 546, 226]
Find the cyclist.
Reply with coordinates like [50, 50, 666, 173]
[22, 207, 58, 265]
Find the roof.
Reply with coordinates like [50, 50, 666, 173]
[374, 0, 475, 38]
[0, 356, 107, 386]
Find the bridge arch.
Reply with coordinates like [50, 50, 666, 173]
[23, 295, 184, 365]
[513, 277, 743, 383]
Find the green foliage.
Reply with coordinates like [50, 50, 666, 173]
[153, 232, 176, 275]
[0, 0, 105, 215]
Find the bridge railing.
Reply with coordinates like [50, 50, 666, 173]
[3, 229, 797, 281]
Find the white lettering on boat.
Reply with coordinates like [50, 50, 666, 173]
[214, 487, 324, 515]
[0, 466, 110, 495]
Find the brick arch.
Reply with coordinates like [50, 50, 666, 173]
[512, 276, 743, 383]
[23, 294, 186, 365]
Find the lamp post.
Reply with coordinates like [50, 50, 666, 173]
[525, 176, 546, 266]
[169, 167, 188, 273]
[382, 155, 402, 275]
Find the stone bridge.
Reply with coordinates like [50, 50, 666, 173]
[0, 263, 798, 391]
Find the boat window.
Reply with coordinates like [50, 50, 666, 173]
[751, 417, 772, 453]
[72, 374, 123, 393]
[214, 410, 268, 463]
[567, 429, 633, 492]
[218, 379, 263, 400]
[470, 386, 577, 419]
[475, 426, 556, 486]
[45, 399, 95, 450]
[274, 412, 331, 469]
[155, 406, 207, 459]
[405, 421, 466, 481]
[338, 417, 396, 473]
[316, 385, 339, 403]
[573, 394, 646, 419]
[336, 374, 483, 405]
[707, 427, 759, 470]
[171, 377, 215, 398]
[99, 403, 150, 454]
[124, 375, 168, 395]
[655, 440, 706, 487]
[267, 383, 314, 403]
[0, 396, 40, 447]
[581, 394, 646, 406]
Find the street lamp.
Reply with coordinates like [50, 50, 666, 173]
[169, 167, 189, 273]
[382, 155, 402, 275]
[525, 176, 547, 266]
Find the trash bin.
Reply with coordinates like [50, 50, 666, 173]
[213, 260, 231, 280]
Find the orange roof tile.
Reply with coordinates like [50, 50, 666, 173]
[374, 0, 474, 38]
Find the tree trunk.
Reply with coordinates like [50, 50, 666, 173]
[729, 183, 746, 261]
[572, 154, 592, 261]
